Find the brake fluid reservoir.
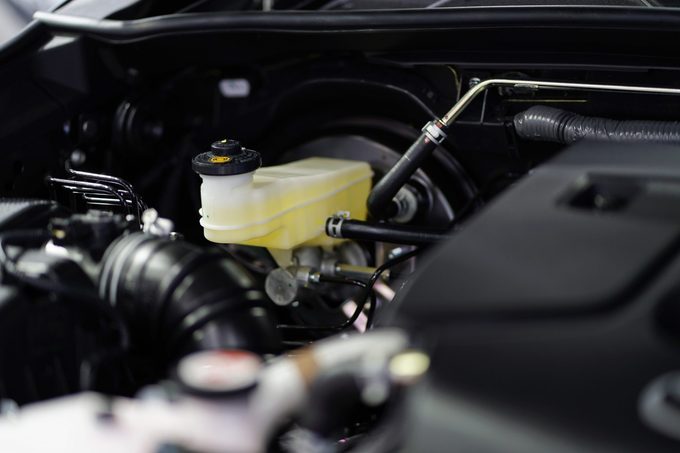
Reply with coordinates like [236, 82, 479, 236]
[192, 139, 373, 250]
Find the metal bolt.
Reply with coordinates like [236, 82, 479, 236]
[468, 77, 482, 89]
[69, 149, 87, 167]
[387, 247, 405, 261]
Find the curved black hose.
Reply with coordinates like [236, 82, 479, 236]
[367, 131, 440, 219]
[277, 276, 369, 332]
[34, 7, 680, 42]
[364, 248, 419, 328]
[514, 105, 680, 145]
[99, 233, 281, 358]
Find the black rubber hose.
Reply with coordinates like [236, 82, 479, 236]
[99, 233, 281, 359]
[34, 7, 680, 41]
[514, 105, 680, 145]
[367, 131, 440, 219]
[326, 218, 449, 246]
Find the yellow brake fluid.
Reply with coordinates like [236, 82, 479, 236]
[192, 139, 373, 250]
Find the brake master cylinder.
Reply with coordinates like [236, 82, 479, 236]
[192, 139, 373, 250]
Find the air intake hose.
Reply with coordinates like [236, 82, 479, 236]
[514, 105, 680, 145]
[99, 233, 281, 360]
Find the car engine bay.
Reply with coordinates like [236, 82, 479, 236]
[1, 0, 680, 451]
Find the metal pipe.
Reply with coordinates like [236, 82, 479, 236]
[367, 77, 680, 219]
[335, 263, 390, 282]
[441, 78, 680, 125]
[68, 169, 146, 219]
[47, 178, 129, 214]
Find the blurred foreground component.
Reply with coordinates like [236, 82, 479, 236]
[387, 141, 680, 452]
[0, 329, 409, 453]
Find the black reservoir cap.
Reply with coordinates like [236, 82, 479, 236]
[192, 139, 261, 176]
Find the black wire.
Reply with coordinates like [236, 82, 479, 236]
[365, 291, 377, 329]
[318, 274, 367, 288]
[277, 248, 419, 332]
[276, 292, 373, 331]
[364, 248, 419, 329]
[277, 275, 367, 331]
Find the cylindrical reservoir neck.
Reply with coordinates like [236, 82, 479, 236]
[201, 172, 255, 190]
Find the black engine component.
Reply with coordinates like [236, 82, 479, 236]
[99, 233, 282, 361]
[0, 250, 119, 405]
[514, 105, 680, 145]
[49, 210, 134, 260]
[388, 141, 680, 452]
[0, 202, 126, 404]
[0, 199, 63, 231]
[0, 210, 282, 403]
[9, 1, 680, 449]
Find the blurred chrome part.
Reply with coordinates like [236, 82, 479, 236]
[442, 78, 680, 126]
[141, 208, 174, 236]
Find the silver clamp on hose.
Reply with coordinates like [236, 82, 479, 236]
[421, 120, 447, 144]
[326, 212, 349, 239]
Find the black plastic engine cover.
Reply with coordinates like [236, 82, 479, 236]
[389, 141, 680, 452]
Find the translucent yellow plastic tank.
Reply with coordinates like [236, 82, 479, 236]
[197, 157, 373, 250]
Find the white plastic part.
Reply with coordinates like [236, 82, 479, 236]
[198, 157, 373, 250]
[0, 329, 409, 452]
[177, 349, 262, 394]
[218, 78, 251, 98]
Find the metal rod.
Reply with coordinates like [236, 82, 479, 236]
[68, 169, 146, 217]
[48, 178, 129, 214]
[368, 77, 680, 219]
[441, 78, 680, 125]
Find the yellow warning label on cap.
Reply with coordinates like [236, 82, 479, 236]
[210, 156, 231, 164]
